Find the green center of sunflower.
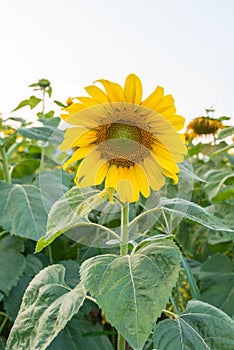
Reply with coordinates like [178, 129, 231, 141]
[96, 120, 152, 167]
[106, 123, 142, 143]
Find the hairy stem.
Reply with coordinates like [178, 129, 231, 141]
[0, 144, 11, 184]
[117, 202, 129, 350]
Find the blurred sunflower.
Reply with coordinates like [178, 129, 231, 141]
[185, 116, 223, 141]
[60, 74, 187, 203]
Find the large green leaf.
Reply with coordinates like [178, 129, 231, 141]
[218, 126, 234, 139]
[36, 187, 117, 252]
[0, 235, 25, 296]
[6, 264, 86, 350]
[154, 300, 234, 350]
[204, 169, 234, 200]
[48, 300, 114, 350]
[4, 255, 44, 320]
[11, 159, 40, 178]
[198, 254, 234, 317]
[80, 239, 181, 350]
[18, 126, 63, 144]
[0, 181, 47, 240]
[35, 169, 71, 212]
[129, 198, 233, 235]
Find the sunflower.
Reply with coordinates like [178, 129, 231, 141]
[59, 74, 187, 203]
[185, 116, 224, 140]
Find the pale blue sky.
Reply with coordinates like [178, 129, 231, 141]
[1, 0, 234, 124]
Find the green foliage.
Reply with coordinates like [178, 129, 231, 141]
[198, 253, 234, 317]
[0, 235, 25, 296]
[0, 182, 47, 240]
[6, 265, 86, 350]
[80, 239, 180, 350]
[154, 300, 234, 350]
[36, 187, 117, 252]
[13, 96, 41, 111]
[1, 82, 234, 349]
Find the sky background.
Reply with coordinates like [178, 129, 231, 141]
[1, 0, 234, 125]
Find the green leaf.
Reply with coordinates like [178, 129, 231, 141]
[0, 235, 25, 296]
[28, 95, 41, 109]
[6, 265, 86, 350]
[0, 182, 47, 240]
[12, 99, 31, 112]
[4, 275, 32, 321]
[80, 239, 181, 350]
[0, 338, 6, 350]
[34, 169, 71, 212]
[47, 86, 52, 97]
[210, 143, 234, 158]
[154, 300, 234, 350]
[59, 260, 80, 288]
[219, 116, 231, 121]
[11, 159, 40, 178]
[24, 254, 44, 277]
[188, 142, 203, 156]
[48, 300, 115, 350]
[18, 126, 64, 144]
[204, 169, 234, 200]
[129, 198, 233, 234]
[54, 100, 66, 108]
[4, 255, 44, 321]
[218, 126, 234, 139]
[198, 254, 234, 317]
[12, 96, 41, 111]
[36, 187, 118, 252]
[40, 116, 60, 127]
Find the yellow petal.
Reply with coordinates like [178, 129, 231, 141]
[85, 85, 108, 103]
[124, 74, 142, 103]
[141, 86, 164, 110]
[126, 166, 139, 202]
[66, 103, 85, 114]
[116, 167, 133, 202]
[59, 127, 87, 151]
[160, 105, 176, 118]
[77, 97, 99, 107]
[95, 162, 109, 185]
[63, 145, 94, 169]
[156, 94, 175, 112]
[76, 150, 106, 187]
[134, 164, 150, 198]
[162, 114, 185, 131]
[95, 79, 124, 102]
[151, 141, 179, 182]
[105, 165, 119, 189]
[142, 156, 165, 191]
[65, 108, 102, 128]
[73, 129, 97, 147]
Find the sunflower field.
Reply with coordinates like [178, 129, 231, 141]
[0, 77, 234, 350]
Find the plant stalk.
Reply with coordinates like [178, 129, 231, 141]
[0, 144, 11, 184]
[117, 202, 129, 350]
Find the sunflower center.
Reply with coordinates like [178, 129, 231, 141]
[96, 120, 152, 167]
[106, 123, 142, 143]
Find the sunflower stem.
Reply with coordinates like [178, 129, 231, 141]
[117, 202, 129, 350]
[120, 202, 129, 256]
[0, 143, 11, 184]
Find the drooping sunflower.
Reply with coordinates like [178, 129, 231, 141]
[59, 74, 187, 203]
[185, 116, 224, 141]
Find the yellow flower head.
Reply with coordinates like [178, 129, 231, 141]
[186, 116, 223, 140]
[60, 74, 187, 203]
